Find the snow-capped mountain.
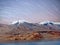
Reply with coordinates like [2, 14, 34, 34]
[8, 20, 40, 34]
[39, 21, 60, 30]
[11, 20, 28, 24]
[11, 20, 30, 26]
[39, 21, 54, 25]
[40, 21, 60, 25]
[0, 20, 60, 35]
[11, 20, 60, 31]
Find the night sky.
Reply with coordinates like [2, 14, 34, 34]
[0, 0, 60, 24]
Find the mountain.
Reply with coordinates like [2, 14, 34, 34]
[11, 20, 39, 27]
[11, 20, 28, 25]
[39, 21, 54, 25]
[8, 20, 38, 34]
[39, 21, 60, 30]
[0, 24, 14, 35]
[0, 20, 39, 35]
[0, 20, 60, 35]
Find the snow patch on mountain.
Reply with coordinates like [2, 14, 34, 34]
[39, 21, 54, 25]
[11, 20, 29, 24]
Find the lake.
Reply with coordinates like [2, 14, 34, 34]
[0, 40, 60, 45]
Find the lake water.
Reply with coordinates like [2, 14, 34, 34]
[0, 40, 60, 45]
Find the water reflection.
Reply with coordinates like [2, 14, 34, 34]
[0, 41, 60, 45]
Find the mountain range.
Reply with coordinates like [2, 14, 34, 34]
[0, 20, 60, 35]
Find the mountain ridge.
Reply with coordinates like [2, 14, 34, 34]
[0, 21, 60, 35]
